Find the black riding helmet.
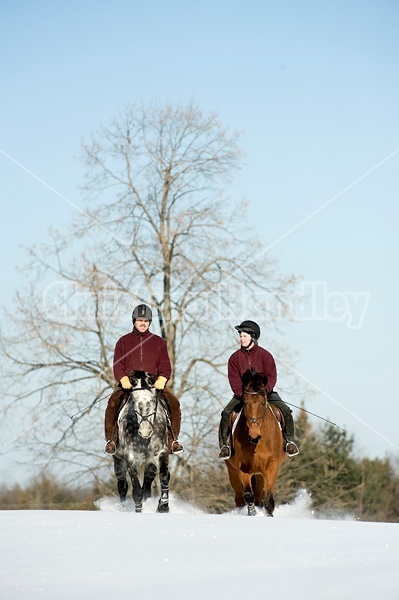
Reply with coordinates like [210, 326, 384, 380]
[235, 320, 261, 340]
[132, 304, 152, 323]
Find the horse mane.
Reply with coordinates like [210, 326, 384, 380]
[129, 370, 156, 389]
[241, 368, 268, 394]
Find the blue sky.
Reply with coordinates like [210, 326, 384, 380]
[1, 0, 398, 470]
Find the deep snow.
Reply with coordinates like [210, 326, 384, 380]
[1, 491, 398, 600]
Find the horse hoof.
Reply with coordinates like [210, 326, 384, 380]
[247, 505, 256, 516]
[157, 502, 169, 513]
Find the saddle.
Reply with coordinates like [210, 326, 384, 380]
[269, 404, 285, 429]
[229, 404, 284, 430]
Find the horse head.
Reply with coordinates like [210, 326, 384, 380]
[241, 369, 268, 444]
[129, 371, 157, 439]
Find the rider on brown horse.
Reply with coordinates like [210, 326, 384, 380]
[104, 304, 184, 456]
[219, 320, 299, 460]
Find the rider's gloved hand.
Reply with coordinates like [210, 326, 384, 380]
[154, 376, 167, 390]
[120, 376, 132, 390]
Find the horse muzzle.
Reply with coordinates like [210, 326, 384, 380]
[138, 421, 153, 439]
[248, 434, 261, 444]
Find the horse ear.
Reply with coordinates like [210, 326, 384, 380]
[147, 373, 156, 386]
[262, 374, 268, 388]
[129, 371, 138, 386]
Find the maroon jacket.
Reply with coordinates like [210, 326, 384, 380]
[228, 344, 277, 397]
[113, 329, 172, 383]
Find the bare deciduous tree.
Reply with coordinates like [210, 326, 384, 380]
[0, 101, 298, 489]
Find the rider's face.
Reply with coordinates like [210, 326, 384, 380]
[134, 319, 150, 333]
[240, 331, 253, 347]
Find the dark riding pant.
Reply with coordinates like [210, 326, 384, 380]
[219, 391, 295, 447]
[219, 395, 242, 446]
[161, 388, 182, 452]
[104, 385, 127, 442]
[267, 391, 295, 441]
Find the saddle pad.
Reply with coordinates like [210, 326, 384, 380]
[269, 404, 283, 429]
[231, 409, 242, 436]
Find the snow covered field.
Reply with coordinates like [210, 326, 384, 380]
[1, 491, 398, 600]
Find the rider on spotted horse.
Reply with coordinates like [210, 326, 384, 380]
[219, 319, 299, 460]
[104, 304, 184, 456]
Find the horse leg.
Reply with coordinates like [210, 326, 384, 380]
[241, 473, 256, 516]
[252, 474, 265, 508]
[226, 462, 246, 508]
[226, 459, 255, 514]
[127, 464, 143, 513]
[264, 490, 275, 516]
[142, 462, 157, 502]
[113, 457, 128, 506]
[157, 453, 170, 513]
[262, 461, 281, 516]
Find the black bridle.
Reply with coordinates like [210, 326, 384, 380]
[243, 389, 268, 425]
[128, 386, 158, 424]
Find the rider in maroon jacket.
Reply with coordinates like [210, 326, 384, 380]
[104, 304, 184, 456]
[113, 327, 172, 384]
[219, 320, 299, 459]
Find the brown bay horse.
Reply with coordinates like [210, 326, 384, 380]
[225, 368, 285, 516]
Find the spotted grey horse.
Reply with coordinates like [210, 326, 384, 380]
[113, 370, 170, 513]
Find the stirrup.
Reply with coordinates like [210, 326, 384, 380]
[219, 445, 231, 460]
[285, 441, 299, 457]
[171, 440, 184, 455]
[104, 440, 116, 455]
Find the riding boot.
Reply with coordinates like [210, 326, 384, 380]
[268, 391, 299, 456]
[161, 388, 183, 453]
[219, 395, 242, 458]
[104, 386, 126, 446]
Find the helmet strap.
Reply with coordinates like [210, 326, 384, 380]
[241, 339, 255, 350]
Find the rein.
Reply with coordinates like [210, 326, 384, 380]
[130, 386, 156, 391]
